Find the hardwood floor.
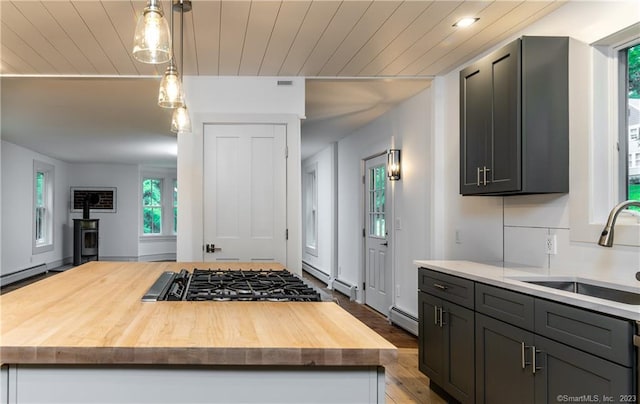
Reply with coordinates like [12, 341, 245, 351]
[1, 269, 445, 404]
[303, 274, 446, 404]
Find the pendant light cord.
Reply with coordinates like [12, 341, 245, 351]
[170, 1, 175, 64]
[180, 0, 184, 80]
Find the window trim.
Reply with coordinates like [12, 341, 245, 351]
[142, 177, 164, 235]
[303, 163, 318, 257]
[33, 160, 54, 254]
[570, 28, 640, 247]
[173, 178, 178, 235]
[140, 171, 177, 241]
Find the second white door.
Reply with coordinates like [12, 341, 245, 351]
[203, 124, 287, 263]
[364, 153, 392, 315]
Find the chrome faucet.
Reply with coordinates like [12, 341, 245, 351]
[598, 200, 640, 247]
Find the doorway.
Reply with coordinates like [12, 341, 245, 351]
[363, 153, 392, 315]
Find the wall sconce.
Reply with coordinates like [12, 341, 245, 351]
[387, 149, 401, 181]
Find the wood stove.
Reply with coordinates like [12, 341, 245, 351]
[73, 219, 99, 266]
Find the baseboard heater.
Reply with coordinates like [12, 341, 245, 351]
[331, 278, 357, 301]
[301, 261, 331, 284]
[0, 263, 47, 287]
[389, 306, 418, 336]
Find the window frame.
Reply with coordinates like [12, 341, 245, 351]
[142, 177, 164, 235]
[616, 41, 640, 204]
[303, 163, 318, 256]
[140, 171, 177, 241]
[33, 160, 54, 254]
[173, 178, 178, 235]
[570, 27, 640, 247]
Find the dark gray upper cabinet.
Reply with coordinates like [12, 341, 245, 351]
[460, 36, 569, 196]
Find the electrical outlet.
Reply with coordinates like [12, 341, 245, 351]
[455, 230, 462, 244]
[545, 235, 557, 255]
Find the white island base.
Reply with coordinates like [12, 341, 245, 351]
[1, 365, 386, 404]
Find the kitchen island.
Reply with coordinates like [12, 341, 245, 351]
[0, 261, 397, 403]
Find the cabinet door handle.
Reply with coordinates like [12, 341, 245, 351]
[483, 167, 490, 186]
[531, 346, 542, 374]
[439, 308, 446, 327]
[434, 306, 439, 325]
[477, 167, 481, 186]
[433, 283, 448, 291]
[521, 342, 531, 369]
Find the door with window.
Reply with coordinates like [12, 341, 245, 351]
[364, 154, 392, 315]
[203, 124, 287, 263]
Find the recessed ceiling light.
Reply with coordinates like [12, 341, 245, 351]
[454, 17, 479, 28]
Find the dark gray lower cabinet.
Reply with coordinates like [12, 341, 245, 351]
[476, 313, 534, 404]
[476, 313, 634, 404]
[419, 292, 475, 403]
[419, 268, 636, 404]
[535, 335, 633, 403]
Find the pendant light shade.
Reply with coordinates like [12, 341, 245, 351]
[132, 0, 171, 64]
[158, 62, 184, 108]
[171, 104, 192, 133]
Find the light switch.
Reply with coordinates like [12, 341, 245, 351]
[395, 217, 402, 230]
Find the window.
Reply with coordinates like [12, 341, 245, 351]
[621, 42, 640, 208]
[142, 178, 163, 234]
[368, 165, 386, 238]
[304, 166, 318, 256]
[33, 161, 54, 253]
[173, 179, 178, 233]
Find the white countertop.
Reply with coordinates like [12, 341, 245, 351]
[414, 260, 640, 321]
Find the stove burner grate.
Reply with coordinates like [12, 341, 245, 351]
[154, 269, 321, 302]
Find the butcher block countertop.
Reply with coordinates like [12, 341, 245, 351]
[0, 261, 396, 367]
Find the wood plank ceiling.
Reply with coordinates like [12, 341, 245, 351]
[1, 0, 566, 78]
[1, 0, 567, 164]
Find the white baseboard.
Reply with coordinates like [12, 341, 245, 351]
[389, 306, 418, 336]
[99, 256, 139, 262]
[138, 253, 177, 262]
[0, 264, 47, 286]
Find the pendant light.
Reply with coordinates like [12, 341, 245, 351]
[171, 0, 192, 133]
[171, 105, 191, 133]
[158, 3, 184, 109]
[132, 0, 171, 64]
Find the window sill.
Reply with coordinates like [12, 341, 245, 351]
[33, 243, 54, 255]
[139, 235, 177, 243]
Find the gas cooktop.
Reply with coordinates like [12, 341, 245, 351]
[142, 268, 322, 302]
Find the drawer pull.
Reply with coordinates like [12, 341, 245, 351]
[433, 283, 448, 290]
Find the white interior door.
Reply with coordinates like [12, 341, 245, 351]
[203, 124, 287, 263]
[364, 154, 392, 315]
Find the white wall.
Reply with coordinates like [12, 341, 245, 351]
[337, 87, 432, 316]
[434, 1, 640, 283]
[178, 76, 305, 273]
[68, 163, 140, 260]
[1, 141, 177, 271]
[301, 143, 336, 277]
[1, 141, 69, 275]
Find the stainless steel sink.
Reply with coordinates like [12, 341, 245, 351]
[524, 280, 640, 305]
